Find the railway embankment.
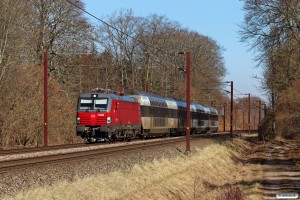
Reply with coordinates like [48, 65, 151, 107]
[0, 133, 262, 200]
[3, 133, 299, 199]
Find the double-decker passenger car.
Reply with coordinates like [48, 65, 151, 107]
[126, 89, 218, 138]
[207, 106, 219, 132]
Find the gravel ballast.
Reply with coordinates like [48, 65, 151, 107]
[0, 136, 220, 198]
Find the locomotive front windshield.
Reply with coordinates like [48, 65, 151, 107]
[78, 98, 108, 111]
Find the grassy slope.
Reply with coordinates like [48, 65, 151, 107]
[4, 138, 263, 200]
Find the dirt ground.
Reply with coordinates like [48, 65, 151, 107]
[247, 136, 300, 199]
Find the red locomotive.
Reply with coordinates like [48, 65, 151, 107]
[76, 88, 141, 142]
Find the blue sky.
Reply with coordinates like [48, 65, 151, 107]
[83, 0, 264, 100]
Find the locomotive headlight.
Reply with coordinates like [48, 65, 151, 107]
[76, 117, 80, 124]
[106, 116, 112, 124]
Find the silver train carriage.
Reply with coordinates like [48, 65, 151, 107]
[126, 89, 218, 137]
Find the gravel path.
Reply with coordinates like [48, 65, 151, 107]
[0, 136, 219, 198]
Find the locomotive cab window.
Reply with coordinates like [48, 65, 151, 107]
[95, 99, 108, 111]
[78, 98, 109, 111]
[79, 99, 93, 110]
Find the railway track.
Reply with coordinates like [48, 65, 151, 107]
[0, 143, 88, 156]
[0, 131, 235, 156]
[0, 131, 237, 174]
[0, 137, 186, 174]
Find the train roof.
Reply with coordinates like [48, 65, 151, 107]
[79, 89, 218, 112]
[79, 91, 138, 103]
[125, 89, 209, 111]
[126, 89, 170, 108]
[207, 106, 218, 114]
[125, 89, 173, 100]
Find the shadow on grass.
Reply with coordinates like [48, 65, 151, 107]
[246, 157, 300, 165]
[204, 178, 300, 199]
[238, 140, 300, 198]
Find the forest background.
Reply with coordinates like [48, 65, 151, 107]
[0, 0, 299, 148]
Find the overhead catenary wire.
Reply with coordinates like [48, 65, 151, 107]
[64, 0, 175, 57]
[64, 0, 229, 87]
[234, 88, 247, 95]
[193, 65, 218, 83]
[1, 0, 236, 91]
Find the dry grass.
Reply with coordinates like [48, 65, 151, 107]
[4, 139, 263, 200]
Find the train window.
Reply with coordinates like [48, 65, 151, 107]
[78, 98, 108, 111]
[79, 99, 93, 110]
[141, 106, 150, 116]
[95, 99, 108, 111]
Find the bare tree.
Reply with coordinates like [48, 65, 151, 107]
[0, 3, 227, 148]
[0, 0, 93, 148]
[240, 0, 300, 138]
[95, 10, 225, 101]
[96, 9, 142, 89]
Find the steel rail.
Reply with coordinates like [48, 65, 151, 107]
[0, 143, 89, 156]
[0, 137, 185, 173]
[0, 132, 234, 156]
